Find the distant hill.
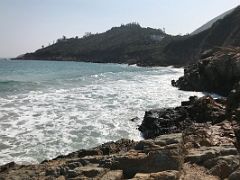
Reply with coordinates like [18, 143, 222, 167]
[17, 6, 240, 66]
[191, 7, 236, 35]
[17, 23, 175, 66]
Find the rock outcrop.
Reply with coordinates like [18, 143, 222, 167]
[172, 47, 240, 96]
[139, 96, 226, 139]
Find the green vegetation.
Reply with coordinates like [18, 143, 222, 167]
[19, 23, 175, 66]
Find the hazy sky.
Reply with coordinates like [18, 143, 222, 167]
[0, 0, 239, 57]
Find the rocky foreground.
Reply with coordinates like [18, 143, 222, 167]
[1, 94, 240, 180]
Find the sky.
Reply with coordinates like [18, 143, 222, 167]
[0, 0, 239, 58]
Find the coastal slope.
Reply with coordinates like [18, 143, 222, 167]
[16, 6, 240, 67]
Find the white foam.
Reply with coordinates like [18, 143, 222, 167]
[0, 66, 204, 165]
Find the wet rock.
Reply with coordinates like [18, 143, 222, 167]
[139, 96, 226, 138]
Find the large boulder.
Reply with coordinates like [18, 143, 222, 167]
[139, 96, 226, 138]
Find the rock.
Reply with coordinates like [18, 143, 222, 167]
[101, 170, 123, 180]
[229, 169, 240, 180]
[183, 121, 235, 148]
[172, 47, 240, 96]
[132, 170, 179, 180]
[95, 139, 136, 155]
[182, 118, 239, 179]
[0, 162, 15, 173]
[208, 158, 239, 179]
[0, 134, 184, 180]
[130, 117, 140, 122]
[227, 82, 240, 121]
[180, 163, 219, 180]
[139, 96, 226, 138]
[0, 95, 239, 180]
[99, 133, 183, 178]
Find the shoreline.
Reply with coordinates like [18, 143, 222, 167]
[1, 95, 239, 179]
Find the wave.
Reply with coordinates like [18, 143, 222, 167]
[0, 80, 40, 94]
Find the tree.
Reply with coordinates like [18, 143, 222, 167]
[83, 32, 92, 38]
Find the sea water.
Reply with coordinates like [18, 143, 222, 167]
[0, 60, 204, 165]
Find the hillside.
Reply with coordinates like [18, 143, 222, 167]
[191, 7, 235, 35]
[17, 23, 174, 66]
[16, 6, 240, 66]
[164, 6, 240, 65]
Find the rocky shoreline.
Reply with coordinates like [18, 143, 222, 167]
[1, 47, 240, 179]
[1, 93, 240, 179]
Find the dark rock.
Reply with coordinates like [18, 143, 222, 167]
[0, 162, 15, 173]
[95, 139, 136, 155]
[173, 47, 240, 96]
[229, 169, 240, 180]
[227, 82, 240, 120]
[139, 96, 226, 138]
[130, 116, 140, 122]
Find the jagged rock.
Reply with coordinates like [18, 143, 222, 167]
[172, 47, 240, 96]
[139, 96, 226, 138]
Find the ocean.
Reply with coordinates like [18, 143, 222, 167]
[0, 59, 204, 165]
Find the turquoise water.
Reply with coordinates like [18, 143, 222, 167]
[0, 59, 204, 165]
